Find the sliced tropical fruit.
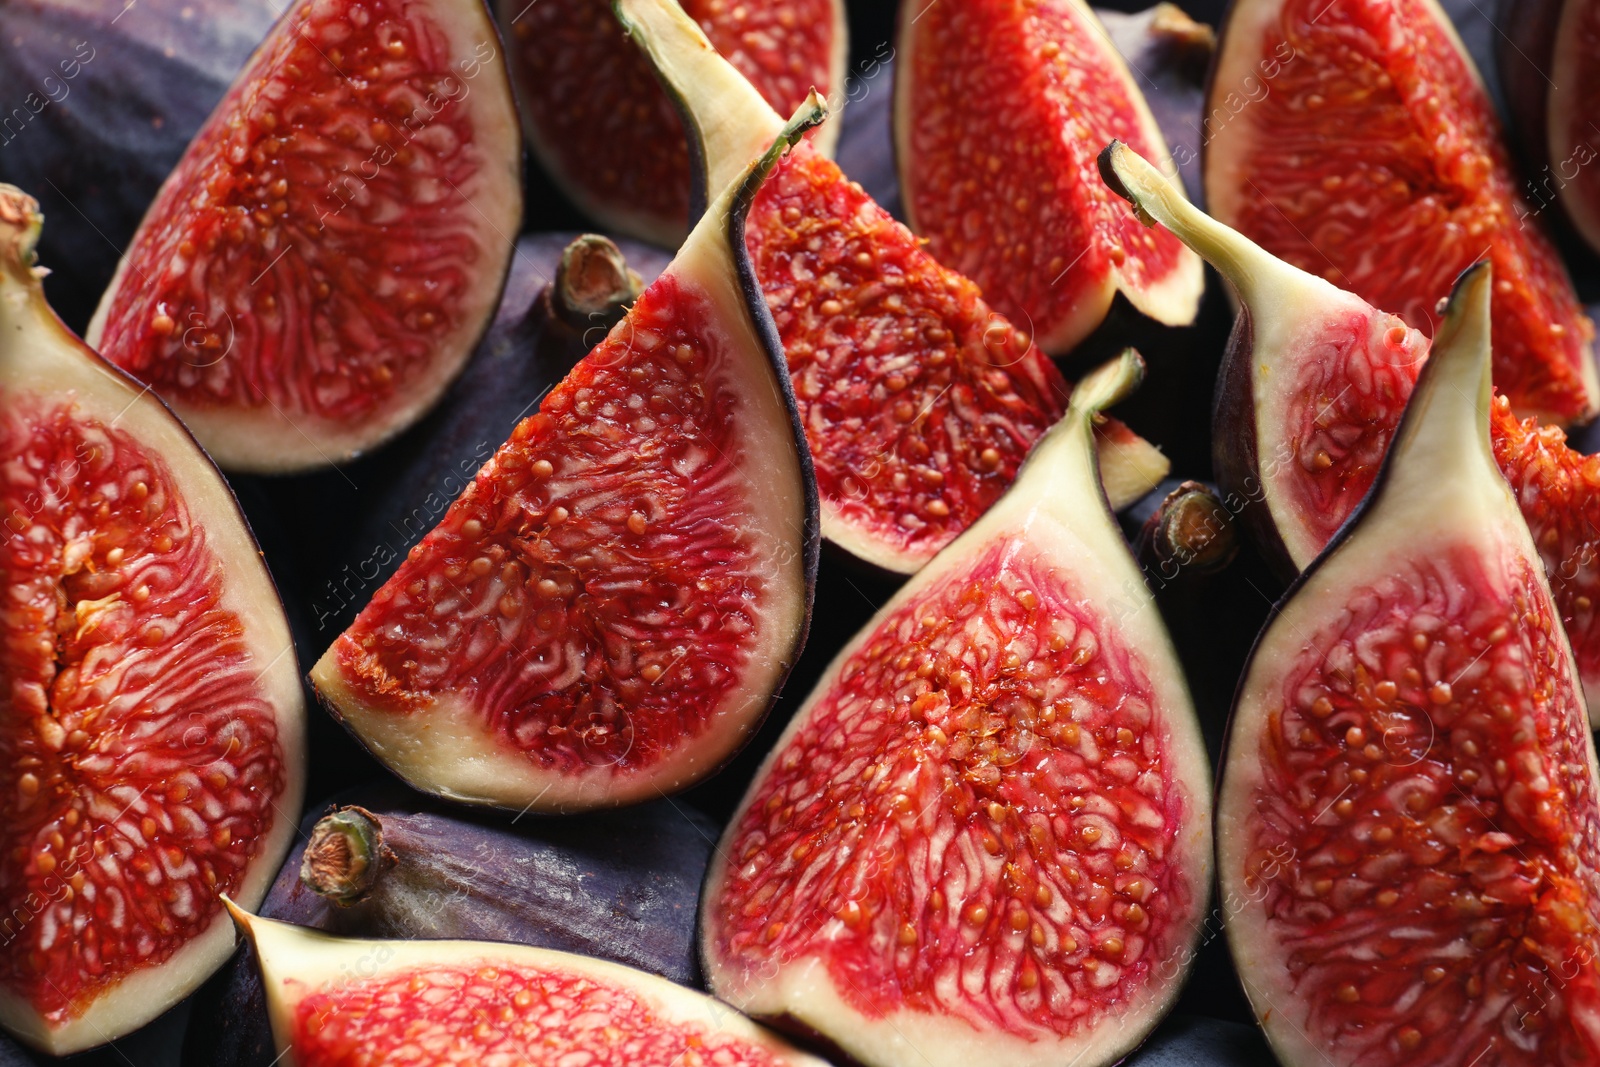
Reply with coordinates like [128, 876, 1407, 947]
[616, 0, 1170, 574]
[0, 187, 304, 1054]
[702, 351, 1213, 1067]
[309, 101, 823, 813]
[87, 0, 523, 472]
[1217, 264, 1600, 1067]
[226, 906, 830, 1067]
[894, 0, 1204, 354]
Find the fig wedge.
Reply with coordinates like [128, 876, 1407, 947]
[1103, 140, 1600, 726]
[616, 0, 1170, 574]
[894, 0, 1204, 354]
[224, 906, 829, 1066]
[702, 351, 1213, 1067]
[86, 0, 523, 472]
[0, 188, 305, 1054]
[1217, 264, 1600, 1066]
[1203, 0, 1599, 425]
[310, 103, 823, 813]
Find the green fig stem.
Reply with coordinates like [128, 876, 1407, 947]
[1010, 348, 1146, 510]
[1138, 481, 1238, 575]
[614, 0, 785, 205]
[548, 234, 644, 332]
[1098, 140, 1305, 309]
[300, 807, 394, 906]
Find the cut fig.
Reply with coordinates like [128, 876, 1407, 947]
[894, 0, 1204, 355]
[85, 0, 523, 473]
[702, 350, 1213, 1067]
[1498, 0, 1600, 257]
[225, 907, 829, 1067]
[0, 188, 305, 1054]
[1104, 141, 1600, 725]
[1203, 0, 1599, 425]
[1217, 264, 1600, 1067]
[617, 0, 1171, 574]
[498, 0, 847, 246]
[309, 103, 824, 813]
[185, 784, 716, 1066]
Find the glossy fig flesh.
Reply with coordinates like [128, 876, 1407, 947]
[497, 0, 846, 247]
[894, 0, 1204, 355]
[85, 0, 524, 473]
[1104, 141, 1600, 726]
[1217, 265, 1600, 1066]
[309, 105, 824, 813]
[617, 0, 1170, 574]
[702, 351, 1213, 1067]
[226, 907, 830, 1067]
[1203, 0, 1599, 425]
[1498, 0, 1600, 257]
[0, 188, 306, 1054]
[297, 231, 670, 642]
[0, 0, 278, 333]
[185, 785, 715, 1067]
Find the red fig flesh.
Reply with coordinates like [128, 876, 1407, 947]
[309, 103, 823, 813]
[498, 0, 846, 246]
[702, 351, 1212, 1067]
[894, 0, 1203, 354]
[0, 188, 305, 1055]
[1203, 0, 1600, 425]
[1218, 265, 1600, 1067]
[617, 0, 1170, 574]
[227, 908, 829, 1067]
[87, 0, 523, 472]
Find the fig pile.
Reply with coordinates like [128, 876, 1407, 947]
[8, 1, 1600, 1066]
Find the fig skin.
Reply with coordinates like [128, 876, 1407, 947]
[0, 0, 277, 333]
[181, 783, 717, 1067]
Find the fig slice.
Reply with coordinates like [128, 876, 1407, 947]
[224, 905, 830, 1067]
[1217, 264, 1600, 1067]
[617, 0, 1170, 574]
[85, 0, 523, 473]
[702, 350, 1213, 1067]
[1103, 141, 1600, 725]
[497, 0, 846, 247]
[893, 0, 1204, 355]
[309, 101, 824, 813]
[1499, 0, 1600, 257]
[1204, 0, 1599, 426]
[0, 188, 305, 1054]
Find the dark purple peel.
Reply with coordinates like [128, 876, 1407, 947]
[0, 0, 277, 332]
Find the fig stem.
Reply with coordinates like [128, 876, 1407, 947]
[1098, 140, 1303, 309]
[550, 235, 644, 332]
[1140, 481, 1238, 575]
[301, 807, 393, 906]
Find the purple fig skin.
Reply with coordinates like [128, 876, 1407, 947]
[1492, 0, 1600, 265]
[181, 783, 717, 1067]
[0, 0, 278, 332]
